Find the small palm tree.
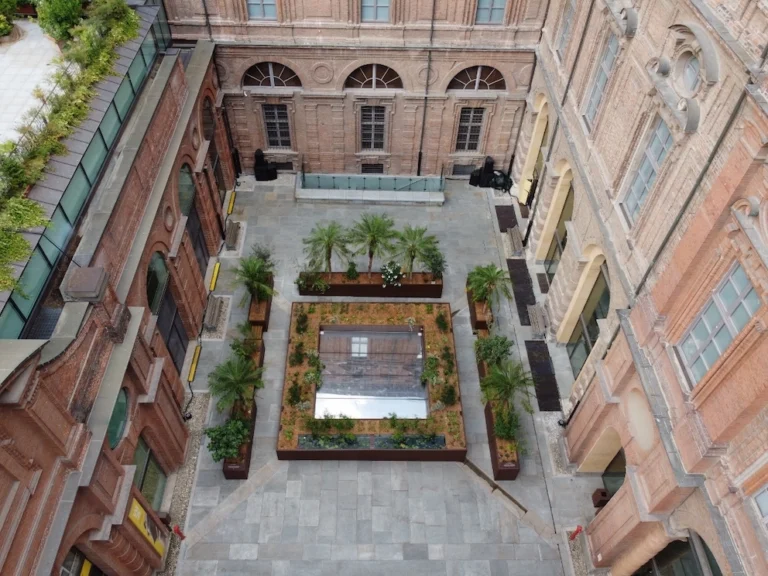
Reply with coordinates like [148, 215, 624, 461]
[480, 360, 535, 417]
[347, 213, 398, 278]
[467, 263, 513, 317]
[303, 222, 350, 273]
[392, 225, 439, 279]
[233, 255, 274, 306]
[209, 354, 264, 413]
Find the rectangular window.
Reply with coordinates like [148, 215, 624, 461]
[361, 105, 386, 150]
[99, 103, 122, 149]
[476, 0, 505, 23]
[247, 0, 277, 19]
[361, 163, 384, 174]
[127, 51, 148, 92]
[81, 133, 108, 184]
[452, 163, 476, 176]
[113, 77, 136, 121]
[679, 263, 761, 385]
[624, 117, 673, 221]
[557, 1, 575, 58]
[351, 336, 368, 357]
[584, 34, 619, 127]
[455, 107, 485, 152]
[361, 0, 389, 21]
[755, 486, 768, 531]
[133, 437, 168, 511]
[263, 104, 291, 149]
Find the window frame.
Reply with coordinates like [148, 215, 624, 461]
[360, 105, 387, 151]
[556, 1, 575, 59]
[455, 107, 485, 152]
[584, 33, 619, 129]
[361, 0, 390, 22]
[475, 0, 506, 24]
[677, 262, 761, 387]
[754, 485, 768, 533]
[622, 116, 673, 223]
[246, 0, 277, 20]
[133, 436, 168, 511]
[262, 103, 292, 149]
[351, 336, 369, 357]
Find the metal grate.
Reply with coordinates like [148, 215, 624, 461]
[495, 205, 518, 233]
[525, 341, 562, 412]
[25, 307, 63, 339]
[274, 161, 293, 171]
[361, 163, 384, 174]
[507, 259, 536, 326]
[537, 273, 550, 294]
[452, 164, 476, 176]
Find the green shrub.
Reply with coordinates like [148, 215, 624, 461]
[493, 406, 521, 444]
[441, 345, 454, 375]
[38, 0, 83, 42]
[205, 419, 250, 462]
[304, 367, 323, 390]
[288, 341, 306, 367]
[435, 311, 449, 333]
[296, 305, 309, 334]
[474, 335, 513, 366]
[307, 350, 323, 371]
[440, 385, 457, 406]
[425, 303, 433, 314]
[304, 416, 333, 438]
[0, 0, 16, 21]
[0, 14, 12, 36]
[423, 247, 445, 280]
[287, 375, 302, 406]
[344, 261, 359, 280]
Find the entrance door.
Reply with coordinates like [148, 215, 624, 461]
[156, 288, 189, 374]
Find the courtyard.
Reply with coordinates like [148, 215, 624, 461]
[176, 176, 602, 576]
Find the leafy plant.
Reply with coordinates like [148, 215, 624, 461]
[381, 260, 402, 288]
[208, 355, 264, 413]
[435, 311, 449, 333]
[467, 264, 513, 318]
[425, 303, 433, 314]
[289, 341, 306, 367]
[420, 355, 440, 386]
[288, 375, 302, 406]
[441, 346, 454, 375]
[250, 242, 274, 269]
[0, 14, 11, 36]
[230, 321, 259, 360]
[480, 360, 535, 417]
[346, 213, 397, 278]
[391, 225, 439, 279]
[205, 418, 249, 462]
[430, 400, 445, 412]
[0, 0, 16, 22]
[296, 305, 309, 334]
[38, 0, 84, 42]
[440, 385, 457, 406]
[344, 260, 359, 280]
[493, 405, 521, 443]
[474, 335, 513, 366]
[304, 367, 323, 390]
[306, 350, 323, 371]
[304, 415, 333, 438]
[303, 221, 349, 273]
[0, 198, 48, 291]
[423, 247, 445, 281]
[234, 254, 274, 305]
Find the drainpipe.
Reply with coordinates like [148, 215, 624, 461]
[201, 0, 213, 41]
[523, 0, 597, 244]
[416, 0, 437, 176]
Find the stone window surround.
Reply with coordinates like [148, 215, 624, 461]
[246, 0, 277, 20]
[449, 98, 497, 158]
[752, 485, 768, 533]
[474, 0, 508, 26]
[582, 32, 620, 131]
[353, 97, 394, 154]
[361, 0, 390, 23]
[555, 0, 576, 62]
[250, 96, 298, 154]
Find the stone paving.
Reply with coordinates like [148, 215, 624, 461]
[176, 176, 602, 576]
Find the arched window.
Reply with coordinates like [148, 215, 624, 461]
[544, 184, 574, 283]
[106, 388, 129, 449]
[344, 64, 403, 89]
[201, 98, 227, 204]
[202, 98, 215, 141]
[448, 66, 506, 90]
[146, 252, 169, 315]
[632, 533, 723, 576]
[243, 62, 302, 88]
[566, 266, 610, 377]
[133, 436, 167, 511]
[178, 164, 195, 217]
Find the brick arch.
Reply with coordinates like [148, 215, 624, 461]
[136, 241, 172, 314]
[171, 153, 200, 215]
[134, 421, 173, 475]
[335, 61, 408, 92]
[580, 424, 624, 473]
[534, 161, 574, 260]
[436, 62, 513, 93]
[54, 513, 107, 571]
[518, 95, 550, 204]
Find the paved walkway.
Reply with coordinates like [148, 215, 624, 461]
[176, 176, 601, 576]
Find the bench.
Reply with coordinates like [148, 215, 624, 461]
[528, 303, 549, 339]
[507, 225, 524, 257]
[225, 220, 240, 250]
[204, 295, 226, 331]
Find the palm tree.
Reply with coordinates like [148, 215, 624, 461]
[346, 213, 398, 278]
[391, 225, 439, 279]
[466, 263, 513, 317]
[209, 354, 264, 412]
[303, 222, 350, 273]
[233, 255, 275, 306]
[480, 360, 535, 417]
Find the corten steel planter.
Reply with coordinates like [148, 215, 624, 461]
[467, 288, 490, 331]
[297, 272, 442, 298]
[223, 398, 258, 480]
[247, 276, 274, 330]
[484, 403, 520, 481]
[475, 328, 490, 379]
[250, 339, 265, 368]
[276, 444, 467, 462]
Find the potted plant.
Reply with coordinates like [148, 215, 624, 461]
[474, 334, 513, 378]
[391, 225, 439, 280]
[466, 263, 513, 330]
[209, 354, 265, 479]
[302, 221, 350, 273]
[480, 360, 534, 480]
[423, 247, 445, 283]
[234, 253, 275, 330]
[346, 213, 397, 278]
[205, 418, 250, 462]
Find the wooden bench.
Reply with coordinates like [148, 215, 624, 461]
[225, 220, 240, 250]
[528, 303, 549, 339]
[507, 225, 524, 257]
[204, 295, 226, 330]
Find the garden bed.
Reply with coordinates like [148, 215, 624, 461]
[297, 272, 442, 298]
[484, 402, 520, 480]
[467, 288, 491, 330]
[247, 274, 274, 330]
[276, 302, 466, 461]
[222, 398, 258, 480]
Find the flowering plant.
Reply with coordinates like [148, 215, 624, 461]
[381, 261, 403, 288]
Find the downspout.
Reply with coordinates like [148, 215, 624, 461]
[523, 0, 597, 243]
[201, 0, 213, 41]
[416, 0, 437, 176]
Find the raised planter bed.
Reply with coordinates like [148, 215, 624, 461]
[475, 328, 490, 379]
[247, 275, 274, 330]
[277, 302, 466, 461]
[467, 288, 491, 331]
[297, 272, 442, 298]
[222, 398, 258, 480]
[250, 338, 265, 368]
[484, 402, 520, 481]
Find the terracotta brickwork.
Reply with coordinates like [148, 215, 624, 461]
[516, 0, 768, 573]
[0, 50, 233, 575]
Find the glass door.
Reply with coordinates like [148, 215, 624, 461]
[186, 202, 209, 276]
[156, 288, 189, 374]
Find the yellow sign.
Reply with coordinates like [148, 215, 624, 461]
[128, 498, 166, 556]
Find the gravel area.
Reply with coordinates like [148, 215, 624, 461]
[200, 296, 231, 341]
[157, 392, 210, 576]
[567, 531, 588, 576]
[541, 412, 569, 476]
[220, 221, 246, 259]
